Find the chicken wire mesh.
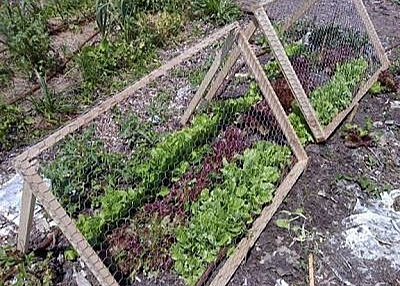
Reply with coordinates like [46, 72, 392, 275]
[251, 0, 389, 142]
[14, 23, 307, 286]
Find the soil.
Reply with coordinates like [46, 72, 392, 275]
[228, 1, 400, 285]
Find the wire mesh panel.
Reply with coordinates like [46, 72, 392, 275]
[14, 22, 307, 286]
[253, 0, 389, 142]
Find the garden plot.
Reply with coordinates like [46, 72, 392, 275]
[12, 26, 307, 286]
[252, 0, 388, 141]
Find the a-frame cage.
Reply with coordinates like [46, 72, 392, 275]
[14, 21, 307, 286]
[237, 0, 389, 142]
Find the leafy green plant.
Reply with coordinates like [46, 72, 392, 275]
[0, 61, 13, 88]
[30, 71, 75, 124]
[48, 0, 95, 21]
[0, 101, 33, 151]
[76, 38, 156, 96]
[288, 112, 313, 145]
[171, 142, 292, 285]
[310, 58, 368, 126]
[191, 0, 241, 25]
[43, 127, 130, 215]
[119, 113, 161, 149]
[368, 81, 382, 94]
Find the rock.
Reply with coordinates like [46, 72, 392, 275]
[373, 121, 384, 128]
[385, 120, 394, 125]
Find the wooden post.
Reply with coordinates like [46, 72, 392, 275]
[17, 179, 36, 253]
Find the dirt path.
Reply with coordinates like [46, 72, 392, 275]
[229, 1, 400, 285]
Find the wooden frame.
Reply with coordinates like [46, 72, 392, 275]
[252, 0, 389, 142]
[15, 22, 239, 286]
[15, 18, 308, 286]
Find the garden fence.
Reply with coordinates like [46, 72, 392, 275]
[245, 0, 389, 142]
[13, 0, 387, 285]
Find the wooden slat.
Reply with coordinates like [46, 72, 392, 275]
[19, 165, 119, 286]
[17, 180, 36, 253]
[205, 21, 257, 101]
[237, 31, 308, 161]
[254, 7, 325, 142]
[209, 159, 308, 286]
[282, 0, 320, 31]
[352, 0, 390, 69]
[180, 51, 222, 125]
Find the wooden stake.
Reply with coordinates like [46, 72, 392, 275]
[17, 180, 36, 253]
[347, 103, 359, 123]
[309, 253, 315, 286]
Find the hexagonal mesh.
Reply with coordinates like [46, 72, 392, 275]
[14, 23, 307, 286]
[253, 0, 388, 141]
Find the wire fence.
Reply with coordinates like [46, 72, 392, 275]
[255, 0, 388, 142]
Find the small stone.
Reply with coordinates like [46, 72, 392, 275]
[385, 120, 395, 125]
[373, 121, 384, 128]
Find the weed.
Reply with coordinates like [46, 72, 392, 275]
[0, 1, 55, 77]
[30, 71, 75, 124]
[147, 91, 173, 124]
[0, 101, 33, 151]
[76, 39, 156, 96]
[43, 127, 131, 215]
[341, 122, 374, 148]
[0, 61, 13, 88]
[357, 176, 381, 197]
[119, 113, 161, 149]
[191, 0, 241, 25]
[0, 246, 55, 285]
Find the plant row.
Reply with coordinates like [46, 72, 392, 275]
[44, 91, 260, 243]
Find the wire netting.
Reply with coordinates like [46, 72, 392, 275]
[259, 0, 384, 139]
[17, 27, 305, 286]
